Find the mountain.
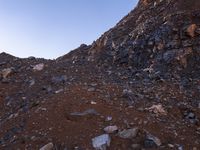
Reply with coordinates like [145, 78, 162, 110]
[0, 0, 200, 149]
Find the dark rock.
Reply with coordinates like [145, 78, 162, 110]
[144, 134, 161, 148]
[29, 79, 35, 87]
[79, 44, 88, 49]
[42, 86, 53, 93]
[163, 50, 176, 64]
[184, 111, 199, 124]
[118, 128, 138, 139]
[144, 139, 157, 148]
[70, 109, 99, 116]
[51, 75, 67, 84]
[122, 89, 135, 105]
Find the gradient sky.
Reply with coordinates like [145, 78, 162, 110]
[0, 0, 138, 59]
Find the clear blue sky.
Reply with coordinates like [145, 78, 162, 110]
[0, 0, 138, 59]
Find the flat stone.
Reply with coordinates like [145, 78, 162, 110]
[104, 125, 118, 134]
[39, 142, 53, 150]
[92, 134, 111, 150]
[118, 128, 138, 139]
[70, 108, 99, 116]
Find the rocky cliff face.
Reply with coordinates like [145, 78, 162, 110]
[88, 0, 200, 79]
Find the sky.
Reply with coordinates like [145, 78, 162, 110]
[0, 0, 138, 59]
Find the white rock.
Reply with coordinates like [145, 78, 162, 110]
[104, 125, 118, 134]
[1, 68, 12, 78]
[168, 144, 174, 148]
[146, 104, 167, 115]
[105, 116, 112, 121]
[33, 63, 44, 71]
[39, 142, 53, 150]
[91, 83, 98, 87]
[131, 144, 141, 149]
[91, 101, 97, 105]
[92, 134, 111, 150]
[118, 128, 138, 139]
[55, 89, 63, 94]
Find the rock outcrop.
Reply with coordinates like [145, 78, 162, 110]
[87, 0, 200, 80]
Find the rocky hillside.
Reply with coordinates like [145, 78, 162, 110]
[0, 0, 200, 149]
[88, 0, 200, 79]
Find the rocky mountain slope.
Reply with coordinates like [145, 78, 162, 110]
[0, 0, 200, 149]
[88, 0, 200, 77]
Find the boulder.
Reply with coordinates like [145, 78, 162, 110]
[118, 128, 138, 139]
[92, 134, 111, 150]
[33, 63, 44, 71]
